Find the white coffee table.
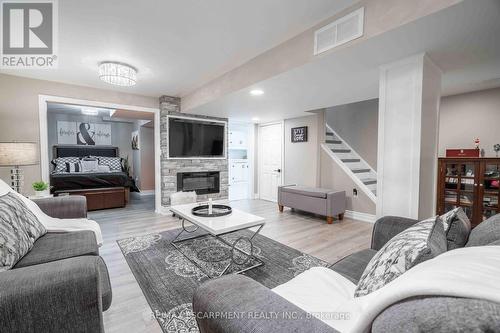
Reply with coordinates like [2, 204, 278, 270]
[170, 201, 266, 278]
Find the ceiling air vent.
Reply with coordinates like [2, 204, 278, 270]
[314, 7, 364, 55]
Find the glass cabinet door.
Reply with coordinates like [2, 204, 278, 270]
[482, 162, 500, 222]
[441, 161, 477, 220]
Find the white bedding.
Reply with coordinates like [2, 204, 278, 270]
[273, 246, 500, 332]
[0, 179, 103, 246]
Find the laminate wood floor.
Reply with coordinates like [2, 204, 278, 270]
[90, 197, 373, 333]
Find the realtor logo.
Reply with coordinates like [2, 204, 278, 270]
[1, 0, 58, 68]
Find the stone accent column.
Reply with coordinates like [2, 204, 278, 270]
[376, 53, 442, 219]
[159, 95, 229, 207]
[159, 96, 181, 206]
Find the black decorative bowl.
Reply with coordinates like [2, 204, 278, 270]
[191, 204, 232, 217]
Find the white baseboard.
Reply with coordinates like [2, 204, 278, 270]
[138, 190, 155, 196]
[131, 190, 155, 201]
[344, 210, 376, 223]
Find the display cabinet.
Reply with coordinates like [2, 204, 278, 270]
[437, 158, 500, 226]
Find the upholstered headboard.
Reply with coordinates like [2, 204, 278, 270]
[53, 145, 119, 159]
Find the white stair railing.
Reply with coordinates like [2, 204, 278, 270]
[323, 124, 377, 203]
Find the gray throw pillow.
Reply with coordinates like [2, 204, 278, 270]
[466, 214, 500, 247]
[440, 207, 471, 250]
[440, 208, 459, 231]
[354, 216, 447, 297]
[445, 208, 471, 249]
[0, 193, 47, 271]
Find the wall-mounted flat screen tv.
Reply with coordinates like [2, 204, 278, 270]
[168, 116, 225, 158]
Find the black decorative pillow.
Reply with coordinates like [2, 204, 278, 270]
[53, 156, 81, 173]
[354, 216, 447, 297]
[443, 208, 471, 250]
[98, 156, 122, 171]
[0, 193, 47, 271]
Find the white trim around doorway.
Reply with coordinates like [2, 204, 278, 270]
[38, 95, 162, 214]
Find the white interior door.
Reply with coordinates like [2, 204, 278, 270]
[258, 122, 283, 202]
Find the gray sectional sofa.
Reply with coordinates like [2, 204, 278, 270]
[193, 215, 500, 332]
[0, 196, 111, 333]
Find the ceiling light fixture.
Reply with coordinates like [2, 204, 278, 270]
[250, 89, 264, 96]
[98, 61, 137, 87]
[252, 117, 260, 122]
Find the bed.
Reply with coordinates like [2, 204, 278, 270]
[50, 145, 138, 210]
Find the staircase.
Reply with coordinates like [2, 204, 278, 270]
[321, 124, 377, 203]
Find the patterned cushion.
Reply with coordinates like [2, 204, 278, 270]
[354, 216, 447, 297]
[466, 213, 500, 247]
[440, 208, 458, 231]
[53, 156, 81, 173]
[0, 192, 47, 271]
[443, 208, 471, 250]
[97, 156, 122, 171]
[65, 161, 82, 173]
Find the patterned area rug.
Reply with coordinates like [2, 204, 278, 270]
[117, 228, 329, 333]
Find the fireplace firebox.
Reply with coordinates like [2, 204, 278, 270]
[177, 171, 220, 195]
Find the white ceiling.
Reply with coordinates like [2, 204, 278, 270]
[0, 0, 356, 97]
[47, 102, 153, 121]
[190, 0, 500, 123]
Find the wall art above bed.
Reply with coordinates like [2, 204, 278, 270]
[57, 121, 112, 145]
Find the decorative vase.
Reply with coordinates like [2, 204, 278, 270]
[35, 189, 50, 198]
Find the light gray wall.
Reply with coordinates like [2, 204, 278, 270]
[320, 149, 376, 214]
[284, 114, 319, 187]
[325, 99, 379, 170]
[47, 112, 134, 173]
[439, 87, 500, 157]
[140, 125, 155, 190]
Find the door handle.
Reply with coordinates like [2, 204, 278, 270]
[274, 168, 281, 173]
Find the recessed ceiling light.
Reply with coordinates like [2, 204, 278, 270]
[250, 89, 264, 96]
[252, 117, 260, 122]
[98, 61, 137, 86]
[81, 107, 99, 116]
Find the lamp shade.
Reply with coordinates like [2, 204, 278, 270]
[0, 142, 39, 166]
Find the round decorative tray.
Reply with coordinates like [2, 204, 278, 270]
[191, 204, 232, 217]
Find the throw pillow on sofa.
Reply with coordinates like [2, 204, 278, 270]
[0, 192, 47, 271]
[440, 207, 471, 250]
[466, 213, 500, 247]
[354, 216, 447, 297]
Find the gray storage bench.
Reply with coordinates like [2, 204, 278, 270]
[278, 185, 346, 224]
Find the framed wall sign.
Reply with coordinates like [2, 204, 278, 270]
[57, 121, 77, 144]
[291, 126, 308, 143]
[57, 121, 112, 145]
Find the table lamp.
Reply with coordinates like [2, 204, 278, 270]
[0, 142, 39, 193]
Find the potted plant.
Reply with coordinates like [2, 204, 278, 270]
[32, 181, 50, 198]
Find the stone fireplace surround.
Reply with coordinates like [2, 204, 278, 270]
[160, 95, 228, 206]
